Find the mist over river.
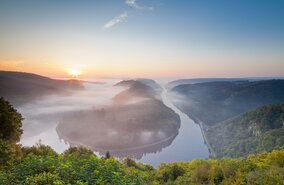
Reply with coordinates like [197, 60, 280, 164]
[139, 87, 209, 166]
[19, 80, 209, 166]
[19, 80, 125, 153]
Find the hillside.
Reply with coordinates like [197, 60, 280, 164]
[114, 80, 157, 101]
[170, 80, 284, 158]
[1, 94, 284, 185]
[0, 71, 84, 106]
[166, 77, 284, 89]
[115, 79, 162, 97]
[171, 80, 284, 125]
[207, 103, 284, 158]
[166, 78, 250, 89]
[57, 80, 180, 159]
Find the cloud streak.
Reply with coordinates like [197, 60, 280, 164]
[104, 12, 128, 29]
[125, 0, 153, 11]
[0, 60, 24, 68]
[103, 1, 153, 29]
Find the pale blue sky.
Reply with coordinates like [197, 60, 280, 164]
[0, 0, 283, 78]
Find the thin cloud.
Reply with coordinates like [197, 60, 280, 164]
[0, 60, 24, 68]
[104, 12, 128, 29]
[125, 0, 154, 11]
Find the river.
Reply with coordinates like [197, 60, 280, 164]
[19, 82, 209, 166]
[139, 87, 209, 166]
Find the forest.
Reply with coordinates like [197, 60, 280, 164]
[170, 80, 284, 158]
[1, 96, 284, 184]
[207, 103, 284, 158]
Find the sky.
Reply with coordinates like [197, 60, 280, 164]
[0, 0, 283, 79]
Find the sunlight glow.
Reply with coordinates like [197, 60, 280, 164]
[68, 68, 81, 77]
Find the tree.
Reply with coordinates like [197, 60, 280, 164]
[0, 97, 23, 142]
[105, 151, 111, 159]
[0, 97, 23, 167]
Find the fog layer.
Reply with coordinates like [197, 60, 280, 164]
[19, 81, 125, 152]
[57, 81, 180, 159]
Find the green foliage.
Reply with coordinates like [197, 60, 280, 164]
[155, 162, 186, 183]
[207, 103, 284, 158]
[0, 144, 154, 185]
[152, 150, 284, 185]
[22, 144, 57, 157]
[0, 97, 23, 142]
[0, 139, 21, 168]
[0, 97, 23, 167]
[1, 95, 284, 184]
[0, 146, 284, 184]
[62, 146, 94, 157]
[25, 172, 59, 185]
[172, 80, 284, 125]
[172, 80, 284, 159]
[105, 151, 111, 159]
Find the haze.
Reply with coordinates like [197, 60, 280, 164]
[19, 81, 125, 152]
[1, 1, 284, 183]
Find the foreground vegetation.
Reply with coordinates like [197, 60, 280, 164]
[1, 97, 284, 184]
[1, 145, 284, 184]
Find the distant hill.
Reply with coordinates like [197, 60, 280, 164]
[207, 103, 284, 158]
[166, 77, 284, 89]
[114, 80, 136, 87]
[136, 78, 162, 93]
[57, 80, 180, 159]
[115, 79, 162, 93]
[170, 79, 284, 158]
[114, 80, 156, 101]
[171, 80, 284, 125]
[115, 79, 161, 100]
[0, 71, 84, 106]
[166, 78, 249, 89]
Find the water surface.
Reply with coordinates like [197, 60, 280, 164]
[139, 88, 209, 166]
[19, 82, 209, 166]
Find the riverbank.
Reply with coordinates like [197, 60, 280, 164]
[195, 119, 216, 158]
[56, 123, 179, 159]
[168, 102, 216, 158]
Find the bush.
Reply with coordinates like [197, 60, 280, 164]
[22, 144, 57, 157]
[0, 97, 23, 167]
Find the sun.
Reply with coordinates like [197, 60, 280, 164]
[68, 68, 81, 78]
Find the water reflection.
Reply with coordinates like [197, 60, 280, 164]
[56, 81, 181, 159]
[19, 81, 209, 166]
[19, 81, 125, 152]
[58, 128, 178, 159]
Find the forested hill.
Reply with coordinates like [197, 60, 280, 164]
[166, 78, 250, 89]
[115, 79, 162, 96]
[0, 71, 84, 106]
[114, 80, 157, 99]
[207, 103, 284, 158]
[57, 80, 180, 159]
[171, 80, 284, 125]
[170, 79, 284, 158]
[1, 94, 284, 184]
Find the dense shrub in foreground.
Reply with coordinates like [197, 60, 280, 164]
[0, 145, 283, 185]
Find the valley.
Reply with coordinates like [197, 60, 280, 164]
[169, 79, 284, 157]
[0, 71, 283, 164]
